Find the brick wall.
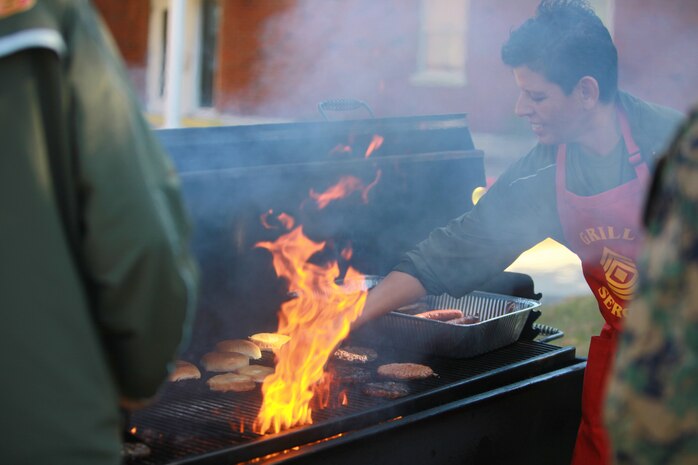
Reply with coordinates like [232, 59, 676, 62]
[213, 0, 536, 131]
[91, 0, 150, 101]
[216, 0, 297, 114]
[614, 0, 698, 113]
[93, 0, 697, 130]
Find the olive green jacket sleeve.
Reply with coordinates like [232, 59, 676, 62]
[395, 92, 682, 298]
[63, 2, 199, 399]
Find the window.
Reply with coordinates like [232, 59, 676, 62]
[198, 0, 220, 107]
[148, 0, 170, 106]
[146, 0, 219, 114]
[411, 0, 470, 87]
[158, 8, 168, 98]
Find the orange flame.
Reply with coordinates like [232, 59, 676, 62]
[239, 434, 346, 465]
[309, 169, 382, 210]
[310, 372, 333, 411]
[254, 225, 367, 434]
[261, 210, 296, 230]
[339, 390, 349, 406]
[261, 209, 275, 229]
[277, 213, 295, 230]
[340, 246, 353, 261]
[364, 135, 384, 158]
[362, 169, 382, 203]
[309, 176, 363, 209]
[330, 144, 353, 156]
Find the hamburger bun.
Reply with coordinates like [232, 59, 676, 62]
[248, 333, 290, 351]
[207, 373, 256, 392]
[201, 351, 249, 372]
[215, 339, 262, 360]
[237, 365, 274, 383]
[168, 360, 201, 382]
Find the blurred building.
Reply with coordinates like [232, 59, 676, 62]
[93, 0, 698, 131]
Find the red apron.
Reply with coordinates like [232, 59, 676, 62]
[556, 108, 649, 465]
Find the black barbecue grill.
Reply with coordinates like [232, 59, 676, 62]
[134, 113, 586, 465]
[128, 341, 583, 465]
[157, 113, 487, 346]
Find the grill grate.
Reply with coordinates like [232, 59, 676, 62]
[127, 341, 572, 464]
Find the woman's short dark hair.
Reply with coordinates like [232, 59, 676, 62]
[501, 0, 618, 102]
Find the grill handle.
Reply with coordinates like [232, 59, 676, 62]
[533, 323, 565, 343]
[519, 308, 565, 343]
[318, 98, 375, 121]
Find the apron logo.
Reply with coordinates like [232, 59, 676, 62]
[579, 226, 636, 245]
[0, 0, 34, 18]
[600, 247, 637, 299]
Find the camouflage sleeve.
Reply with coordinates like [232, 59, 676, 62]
[605, 107, 698, 465]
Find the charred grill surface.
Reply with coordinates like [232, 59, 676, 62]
[127, 341, 576, 464]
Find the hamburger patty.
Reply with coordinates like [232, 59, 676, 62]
[377, 362, 435, 380]
[329, 365, 373, 384]
[333, 346, 378, 364]
[361, 381, 410, 399]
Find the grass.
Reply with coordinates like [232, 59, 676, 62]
[535, 295, 604, 358]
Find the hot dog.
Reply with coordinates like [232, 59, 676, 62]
[446, 314, 481, 325]
[414, 309, 463, 321]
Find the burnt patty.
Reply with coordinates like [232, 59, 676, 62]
[330, 365, 373, 384]
[333, 346, 378, 364]
[361, 381, 410, 399]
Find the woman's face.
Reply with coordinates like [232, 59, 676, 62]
[512, 66, 587, 145]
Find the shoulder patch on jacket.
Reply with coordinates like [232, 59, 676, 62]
[0, 0, 35, 19]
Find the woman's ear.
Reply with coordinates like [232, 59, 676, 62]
[576, 76, 600, 109]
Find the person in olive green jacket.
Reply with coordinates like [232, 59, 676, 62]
[0, 1, 198, 464]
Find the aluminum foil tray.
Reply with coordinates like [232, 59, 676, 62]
[355, 291, 541, 359]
